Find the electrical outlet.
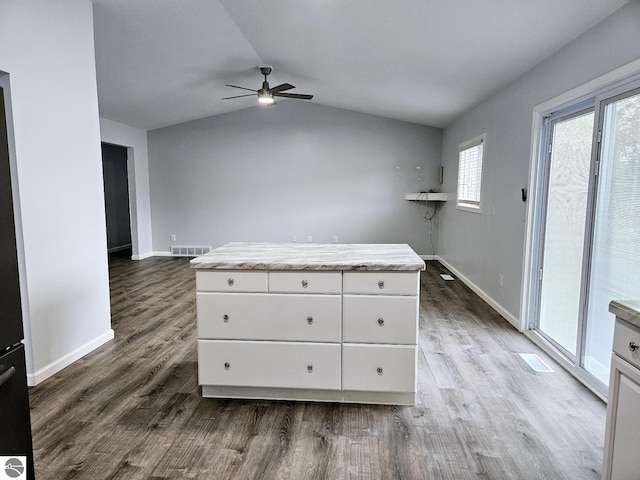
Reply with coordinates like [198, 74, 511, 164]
[443, 240, 447, 250]
[498, 274, 503, 287]
[307, 235, 313, 243]
[333, 235, 338, 243]
[171, 234, 176, 242]
[292, 235, 297, 242]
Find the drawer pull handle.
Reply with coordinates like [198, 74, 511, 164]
[223, 314, 229, 323]
[377, 367, 383, 375]
[378, 318, 384, 327]
[307, 364, 313, 373]
[629, 341, 639, 352]
[378, 280, 385, 289]
[307, 316, 314, 325]
[301, 280, 308, 288]
[224, 362, 230, 370]
[227, 278, 234, 287]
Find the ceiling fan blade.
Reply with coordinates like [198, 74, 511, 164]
[269, 83, 295, 94]
[273, 92, 313, 100]
[225, 84, 257, 92]
[222, 94, 256, 100]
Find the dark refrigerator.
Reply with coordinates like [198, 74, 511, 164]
[0, 86, 35, 478]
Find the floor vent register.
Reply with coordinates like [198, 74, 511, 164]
[519, 353, 554, 373]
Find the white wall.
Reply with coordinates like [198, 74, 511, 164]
[438, 1, 640, 325]
[147, 101, 443, 256]
[0, 0, 113, 384]
[100, 117, 153, 259]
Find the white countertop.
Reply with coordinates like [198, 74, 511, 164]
[610, 300, 640, 328]
[190, 242, 426, 271]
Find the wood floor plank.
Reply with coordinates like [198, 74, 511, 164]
[28, 257, 607, 479]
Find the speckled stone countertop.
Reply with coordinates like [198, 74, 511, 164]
[190, 242, 426, 271]
[610, 300, 640, 328]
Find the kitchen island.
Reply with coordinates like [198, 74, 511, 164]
[191, 242, 425, 405]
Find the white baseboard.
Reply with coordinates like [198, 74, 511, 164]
[435, 256, 520, 330]
[135, 251, 195, 259]
[131, 251, 154, 260]
[27, 329, 115, 386]
[420, 254, 436, 261]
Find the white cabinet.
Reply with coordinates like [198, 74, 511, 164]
[198, 340, 341, 390]
[341, 271, 418, 404]
[197, 292, 342, 342]
[343, 271, 419, 296]
[604, 314, 640, 479]
[604, 354, 640, 480]
[269, 271, 342, 294]
[196, 270, 267, 292]
[343, 295, 418, 344]
[342, 344, 416, 392]
[196, 268, 420, 404]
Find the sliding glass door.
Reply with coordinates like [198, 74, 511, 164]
[538, 109, 595, 356]
[532, 82, 640, 394]
[584, 89, 640, 384]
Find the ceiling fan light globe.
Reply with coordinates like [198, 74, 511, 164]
[257, 90, 275, 105]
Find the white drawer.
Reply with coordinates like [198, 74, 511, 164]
[197, 293, 342, 342]
[613, 319, 640, 369]
[343, 271, 419, 295]
[198, 340, 341, 390]
[342, 344, 416, 393]
[343, 295, 418, 345]
[196, 270, 267, 292]
[269, 271, 342, 294]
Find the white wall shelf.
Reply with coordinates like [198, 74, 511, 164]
[405, 192, 448, 202]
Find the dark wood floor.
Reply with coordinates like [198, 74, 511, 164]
[28, 256, 606, 479]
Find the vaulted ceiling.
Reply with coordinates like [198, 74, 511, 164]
[92, 0, 630, 131]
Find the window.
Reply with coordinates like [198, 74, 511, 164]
[457, 135, 485, 211]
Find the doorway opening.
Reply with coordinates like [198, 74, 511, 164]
[101, 143, 132, 261]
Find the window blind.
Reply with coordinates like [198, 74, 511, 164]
[457, 138, 483, 209]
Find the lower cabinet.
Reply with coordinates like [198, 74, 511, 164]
[342, 294, 418, 344]
[197, 293, 342, 342]
[196, 269, 420, 405]
[198, 340, 341, 390]
[342, 344, 416, 392]
[603, 316, 640, 480]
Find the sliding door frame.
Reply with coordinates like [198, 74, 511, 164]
[532, 103, 597, 363]
[521, 60, 640, 400]
[582, 83, 640, 380]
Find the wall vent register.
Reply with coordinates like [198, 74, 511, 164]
[171, 245, 212, 257]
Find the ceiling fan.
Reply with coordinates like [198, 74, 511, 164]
[223, 65, 313, 105]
